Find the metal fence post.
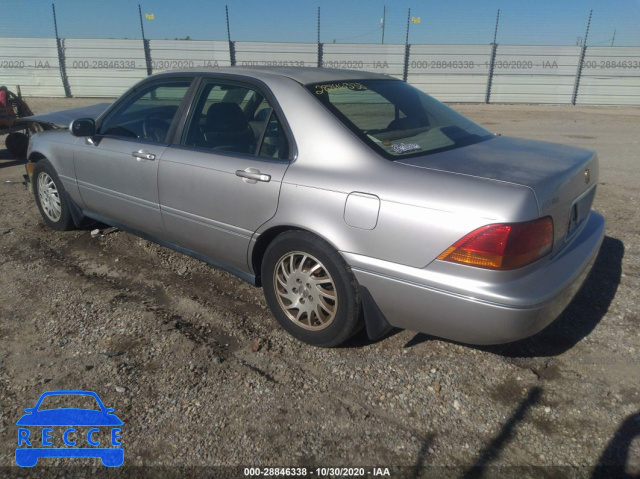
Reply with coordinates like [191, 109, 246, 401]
[142, 39, 153, 76]
[403, 8, 411, 82]
[485, 44, 498, 103]
[403, 44, 411, 82]
[485, 9, 500, 104]
[138, 5, 153, 76]
[52, 4, 71, 98]
[317, 7, 323, 67]
[226, 5, 236, 66]
[572, 10, 592, 105]
[229, 41, 236, 66]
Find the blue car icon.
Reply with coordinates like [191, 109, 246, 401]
[16, 390, 123, 467]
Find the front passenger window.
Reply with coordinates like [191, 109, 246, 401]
[99, 80, 192, 142]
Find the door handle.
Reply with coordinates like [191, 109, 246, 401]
[132, 150, 156, 161]
[235, 168, 271, 183]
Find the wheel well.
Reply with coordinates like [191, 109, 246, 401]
[252, 227, 346, 284]
[28, 152, 46, 162]
[252, 225, 347, 287]
[252, 226, 304, 286]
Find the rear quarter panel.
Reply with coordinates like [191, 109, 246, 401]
[256, 78, 539, 268]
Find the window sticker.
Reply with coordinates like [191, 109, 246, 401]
[391, 143, 422, 154]
[314, 82, 368, 94]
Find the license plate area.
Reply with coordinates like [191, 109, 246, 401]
[566, 185, 596, 240]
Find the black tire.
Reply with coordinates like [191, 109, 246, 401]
[5, 132, 29, 157]
[33, 159, 74, 231]
[262, 231, 363, 347]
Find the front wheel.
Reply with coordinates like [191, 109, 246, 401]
[33, 160, 74, 231]
[262, 231, 363, 347]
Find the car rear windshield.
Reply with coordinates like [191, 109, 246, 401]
[308, 80, 494, 159]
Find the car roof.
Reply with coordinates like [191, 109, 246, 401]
[153, 66, 396, 85]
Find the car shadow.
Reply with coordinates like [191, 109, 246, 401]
[340, 324, 403, 349]
[478, 235, 623, 358]
[0, 145, 12, 158]
[0, 158, 26, 169]
[401, 235, 623, 357]
[0, 147, 26, 168]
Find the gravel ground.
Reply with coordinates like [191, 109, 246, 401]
[0, 99, 638, 478]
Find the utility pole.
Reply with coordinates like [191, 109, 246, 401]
[611, 29, 616, 46]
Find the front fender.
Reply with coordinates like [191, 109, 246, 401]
[28, 131, 84, 207]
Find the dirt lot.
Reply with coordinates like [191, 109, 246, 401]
[0, 99, 638, 478]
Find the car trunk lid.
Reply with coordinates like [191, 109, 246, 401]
[396, 135, 599, 257]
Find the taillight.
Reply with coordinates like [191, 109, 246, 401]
[437, 217, 553, 270]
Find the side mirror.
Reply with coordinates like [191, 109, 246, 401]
[24, 408, 34, 413]
[70, 118, 96, 137]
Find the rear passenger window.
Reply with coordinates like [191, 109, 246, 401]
[182, 80, 290, 159]
[259, 112, 289, 160]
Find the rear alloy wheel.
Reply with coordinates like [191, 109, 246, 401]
[33, 160, 74, 231]
[262, 231, 363, 347]
[274, 251, 338, 330]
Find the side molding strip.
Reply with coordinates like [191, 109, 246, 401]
[82, 210, 258, 286]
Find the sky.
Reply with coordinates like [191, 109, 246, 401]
[3, 0, 639, 46]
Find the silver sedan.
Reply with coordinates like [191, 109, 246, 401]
[24, 67, 605, 347]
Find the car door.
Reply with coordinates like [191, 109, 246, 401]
[73, 78, 193, 236]
[158, 78, 292, 273]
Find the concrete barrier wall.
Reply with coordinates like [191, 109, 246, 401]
[1, 38, 639, 104]
[576, 47, 640, 105]
[235, 42, 318, 67]
[408, 44, 492, 103]
[490, 45, 582, 104]
[149, 40, 231, 70]
[0, 38, 66, 97]
[322, 43, 405, 80]
[64, 39, 148, 97]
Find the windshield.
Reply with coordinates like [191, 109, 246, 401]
[308, 80, 494, 159]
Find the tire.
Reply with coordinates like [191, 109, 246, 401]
[5, 132, 29, 157]
[33, 159, 74, 231]
[262, 231, 363, 347]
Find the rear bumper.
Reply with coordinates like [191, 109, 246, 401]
[347, 211, 605, 345]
